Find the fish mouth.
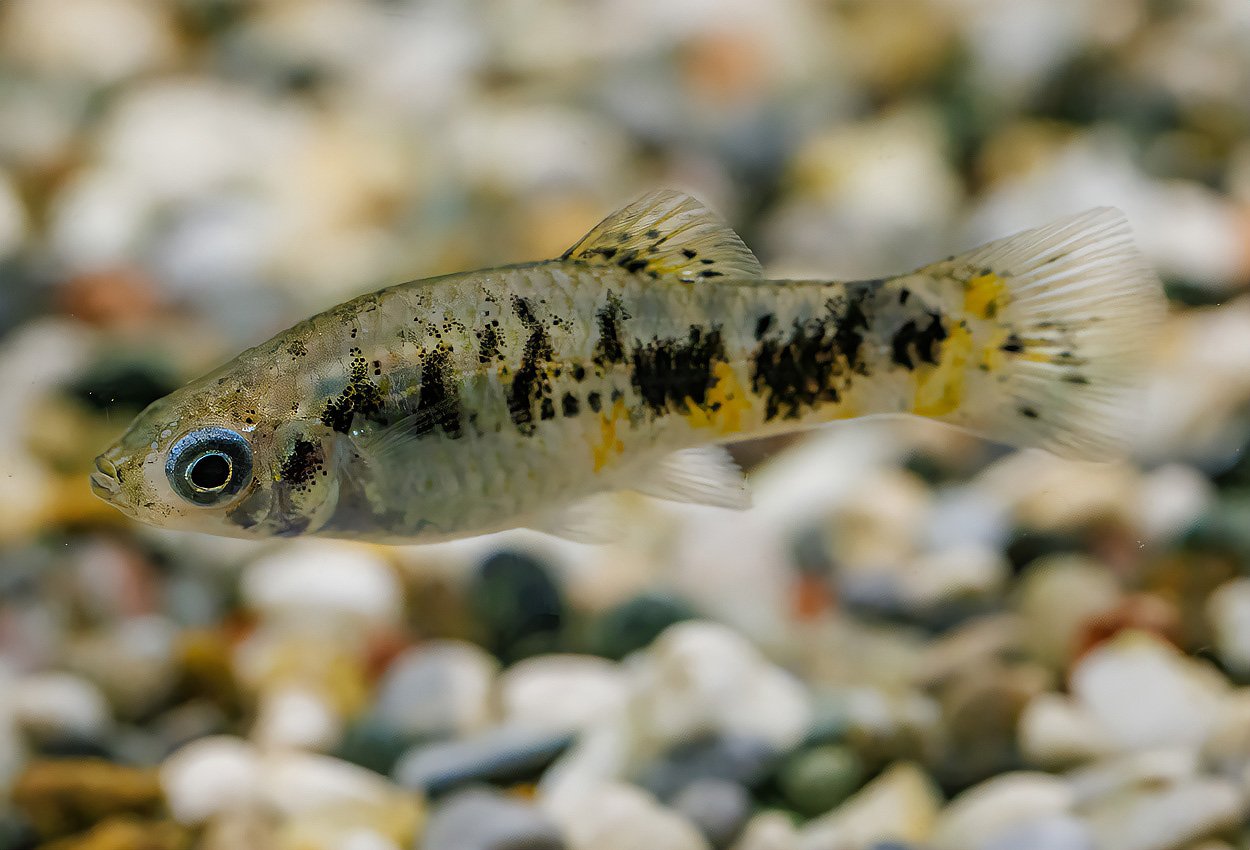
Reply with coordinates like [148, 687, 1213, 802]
[90, 456, 121, 502]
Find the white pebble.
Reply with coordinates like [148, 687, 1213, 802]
[242, 540, 402, 626]
[932, 772, 1073, 850]
[13, 671, 112, 742]
[260, 750, 405, 816]
[251, 685, 342, 752]
[501, 655, 628, 734]
[375, 641, 498, 738]
[550, 781, 709, 850]
[1070, 632, 1229, 752]
[160, 735, 263, 825]
[1018, 692, 1112, 768]
[1084, 777, 1241, 850]
[1208, 578, 1250, 677]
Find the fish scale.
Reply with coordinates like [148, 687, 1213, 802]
[92, 191, 1164, 543]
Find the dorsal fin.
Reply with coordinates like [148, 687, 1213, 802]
[560, 190, 763, 283]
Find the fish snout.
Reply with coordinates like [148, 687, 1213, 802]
[90, 455, 121, 501]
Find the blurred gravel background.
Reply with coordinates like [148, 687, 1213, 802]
[2, 1, 1250, 849]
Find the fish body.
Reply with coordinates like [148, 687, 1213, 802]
[92, 192, 1163, 542]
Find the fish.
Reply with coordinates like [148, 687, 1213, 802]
[91, 190, 1164, 543]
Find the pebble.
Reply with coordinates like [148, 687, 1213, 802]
[630, 621, 811, 752]
[159, 735, 262, 825]
[11, 672, 112, 745]
[1069, 632, 1228, 752]
[240, 541, 402, 628]
[671, 779, 752, 849]
[373, 641, 498, 739]
[63, 615, 179, 720]
[550, 781, 709, 850]
[1207, 577, 1250, 678]
[393, 726, 572, 796]
[587, 593, 698, 661]
[468, 549, 566, 663]
[730, 812, 799, 850]
[500, 654, 629, 734]
[979, 815, 1094, 850]
[1012, 554, 1122, 671]
[1017, 693, 1111, 769]
[251, 684, 343, 752]
[11, 759, 163, 839]
[931, 772, 1073, 850]
[777, 745, 864, 818]
[1083, 777, 1241, 850]
[637, 735, 779, 801]
[798, 762, 942, 850]
[422, 788, 564, 850]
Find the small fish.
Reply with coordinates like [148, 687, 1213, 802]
[92, 191, 1163, 543]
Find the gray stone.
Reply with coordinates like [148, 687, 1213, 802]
[394, 726, 572, 796]
[422, 787, 564, 850]
[672, 779, 752, 849]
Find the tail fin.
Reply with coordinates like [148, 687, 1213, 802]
[931, 208, 1165, 459]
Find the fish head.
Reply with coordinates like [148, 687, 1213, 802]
[92, 377, 341, 539]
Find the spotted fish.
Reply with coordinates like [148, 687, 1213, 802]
[91, 191, 1163, 542]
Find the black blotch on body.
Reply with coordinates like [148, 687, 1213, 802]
[630, 325, 726, 415]
[562, 392, 580, 417]
[1019, 405, 1039, 419]
[587, 391, 602, 412]
[321, 347, 385, 434]
[280, 439, 323, 493]
[412, 344, 463, 439]
[750, 291, 873, 421]
[508, 297, 555, 435]
[594, 293, 630, 367]
[890, 313, 948, 371]
[477, 320, 503, 364]
[755, 314, 775, 340]
[1001, 333, 1024, 354]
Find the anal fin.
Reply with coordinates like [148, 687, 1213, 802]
[631, 446, 752, 510]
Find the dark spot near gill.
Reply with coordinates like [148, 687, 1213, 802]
[587, 391, 602, 412]
[321, 347, 385, 434]
[755, 313, 775, 340]
[750, 291, 872, 421]
[890, 313, 948, 371]
[682, 248, 697, 259]
[572, 364, 587, 382]
[562, 392, 580, 417]
[630, 325, 726, 415]
[623, 258, 648, 274]
[1001, 334, 1025, 354]
[594, 293, 630, 367]
[540, 397, 556, 420]
[698, 269, 723, 278]
[1019, 405, 1039, 419]
[280, 439, 323, 493]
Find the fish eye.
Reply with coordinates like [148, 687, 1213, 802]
[166, 427, 253, 506]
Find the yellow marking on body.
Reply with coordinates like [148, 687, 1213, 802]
[964, 272, 1010, 320]
[980, 326, 1009, 373]
[684, 361, 753, 435]
[913, 322, 974, 417]
[592, 398, 629, 472]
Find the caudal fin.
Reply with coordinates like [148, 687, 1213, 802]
[933, 208, 1165, 459]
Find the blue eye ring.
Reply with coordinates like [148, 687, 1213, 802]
[166, 427, 253, 506]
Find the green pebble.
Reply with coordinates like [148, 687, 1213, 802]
[778, 745, 864, 817]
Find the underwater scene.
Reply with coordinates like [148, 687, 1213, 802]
[2, 1, 1250, 848]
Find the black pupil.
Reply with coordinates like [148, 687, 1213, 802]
[189, 453, 231, 490]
